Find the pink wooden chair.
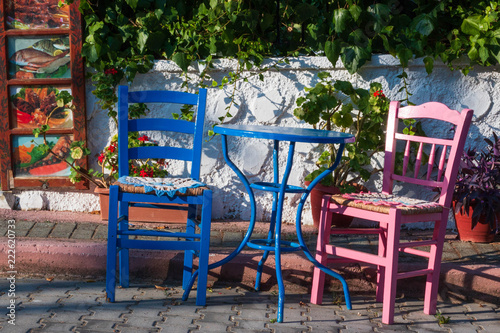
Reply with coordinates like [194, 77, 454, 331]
[310, 101, 473, 324]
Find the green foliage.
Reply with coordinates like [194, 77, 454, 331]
[435, 311, 451, 324]
[295, 72, 390, 189]
[68, 0, 500, 122]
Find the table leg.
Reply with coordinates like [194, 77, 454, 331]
[255, 140, 279, 291]
[274, 141, 296, 322]
[294, 143, 352, 310]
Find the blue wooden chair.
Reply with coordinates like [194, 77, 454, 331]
[106, 86, 212, 306]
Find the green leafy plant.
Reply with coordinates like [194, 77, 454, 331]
[32, 93, 168, 188]
[294, 72, 390, 191]
[435, 311, 451, 324]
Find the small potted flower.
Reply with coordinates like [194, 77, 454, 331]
[453, 132, 500, 242]
[294, 72, 390, 227]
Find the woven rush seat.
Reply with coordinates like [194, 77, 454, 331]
[329, 192, 443, 215]
[115, 176, 209, 197]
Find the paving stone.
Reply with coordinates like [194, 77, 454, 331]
[441, 241, 460, 261]
[26, 221, 54, 238]
[119, 315, 162, 329]
[193, 319, 236, 332]
[71, 223, 98, 239]
[32, 320, 79, 332]
[86, 303, 132, 321]
[470, 242, 499, 262]
[464, 303, 500, 332]
[77, 318, 120, 332]
[451, 242, 479, 261]
[0, 222, 8, 237]
[48, 222, 76, 238]
[234, 318, 273, 331]
[155, 315, 199, 332]
[5, 220, 35, 237]
[223, 231, 244, 245]
[114, 324, 161, 333]
[92, 224, 108, 240]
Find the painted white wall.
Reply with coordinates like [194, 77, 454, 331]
[7, 55, 499, 228]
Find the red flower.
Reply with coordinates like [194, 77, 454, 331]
[139, 169, 152, 177]
[104, 68, 118, 75]
[98, 153, 105, 163]
[107, 145, 116, 153]
[374, 90, 386, 98]
[138, 135, 149, 142]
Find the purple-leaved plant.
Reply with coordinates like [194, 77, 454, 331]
[454, 133, 500, 231]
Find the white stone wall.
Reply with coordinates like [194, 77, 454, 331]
[7, 55, 500, 228]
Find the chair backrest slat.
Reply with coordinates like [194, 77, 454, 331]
[129, 146, 193, 161]
[117, 86, 207, 180]
[395, 133, 454, 146]
[129, 118, 195, 134]
[437, 145, 448, 182]
[402, 140, 411, 177]
[426, 144, 436, 181]
[383, 101, 473, 208]
[414, 141, 424, 178]
[128, 90, 200, 105]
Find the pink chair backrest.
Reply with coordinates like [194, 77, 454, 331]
[382, 101, 474, 209]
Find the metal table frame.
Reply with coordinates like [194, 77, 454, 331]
[183, 124, 354, 322]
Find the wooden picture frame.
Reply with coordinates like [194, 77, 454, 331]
[0, 0, 87, 190]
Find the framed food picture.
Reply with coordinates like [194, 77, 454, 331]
[5, 0, 70, 30]
[8, 36, 71, 80]
[0, 0, 87, 190]
[12, 135, 73, 178]
[10, 86, 74, 129]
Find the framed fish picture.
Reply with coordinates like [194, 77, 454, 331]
[10, 86, 74, 129]
[0, 0, 87, 190]
[5, 0, 70, 30]
[7, 36, 71, 79]
[12, 135, 73, 178]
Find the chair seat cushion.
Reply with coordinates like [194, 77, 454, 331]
[115, 176, 208, 197]
[329, 192, 443, 215]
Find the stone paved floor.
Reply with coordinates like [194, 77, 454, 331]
[1, 278, 499, 333]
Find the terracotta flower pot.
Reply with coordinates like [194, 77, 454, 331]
[305, 180, 357, 229]
[95, 187, 188, 223]
[453, 201, 495, 243]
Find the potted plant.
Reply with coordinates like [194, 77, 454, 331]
[453, 132, 500, 242]
[32, 90, 184, 222]
[294, 72, 390, 227]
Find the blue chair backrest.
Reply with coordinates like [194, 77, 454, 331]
[116, 85, 208, 180]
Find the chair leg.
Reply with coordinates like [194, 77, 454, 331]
[376, 221, 388, 303]
[381, 210, 402, 325]
[183, 204, 196, 291]
[423, 210, 448, 315]
[196, 190, 212, 306]
[118, 202, 129, 288]
[310, 202, 334, 305]
[106, 186, 119, 302]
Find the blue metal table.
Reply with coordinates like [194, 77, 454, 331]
[183, 124, 355, 322]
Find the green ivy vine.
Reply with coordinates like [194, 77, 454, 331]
[69, 0, 500, 120]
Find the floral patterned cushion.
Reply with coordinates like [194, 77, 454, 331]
[115, 176, 208, 197]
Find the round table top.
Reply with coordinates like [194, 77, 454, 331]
[214, 124, 355, 144]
